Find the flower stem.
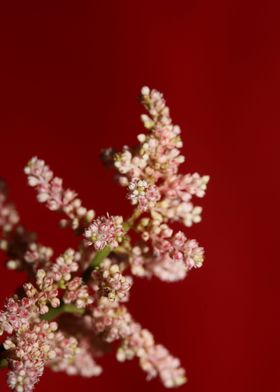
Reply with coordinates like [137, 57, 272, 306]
[83, 245, 111, 282]
[41, 303, 85, 321]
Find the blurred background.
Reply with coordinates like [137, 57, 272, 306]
[0, 1, 279, 391]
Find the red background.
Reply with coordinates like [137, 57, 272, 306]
[0, 1, 279, 391]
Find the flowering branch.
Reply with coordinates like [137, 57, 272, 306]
[0, 87, 209, 391]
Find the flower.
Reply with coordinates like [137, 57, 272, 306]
[5, 321, 80, 392]
[91, 259, 132, 302]
[8, 358, 44, 392]
[63, 277, 93, 309]
[127, 178, 161, 211]
[47, 248, 80, 283]
[24, 157, 94, 229]
[128, 223, 204, 282]
[0, 297, 33, 336]
[24, 243, 53, 266]
[56, 343, 102, 378]
[47, 331, 80, 374]
[4, 321, 58, 391]
[91, 298, 133, 342]
[115, 316, 186, 388]
[184, 239, 204, 269]
[113, 87, 185, 186]
[84, 215, 124, 250]
[155, 173, 209, 227]
[0, 193, 19, 233]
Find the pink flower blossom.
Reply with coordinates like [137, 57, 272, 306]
[57, 341, 102, 377]
[149, 255, 187, 282]
[129, 245, 187, 282]
[91, 298, 133, 342]
[113, 87, 185, 185]
[115, 317, 186, 388]
[0, 297, 33, 336]
[184, 239, 204, 269]
[46, 248, 80, 283]
[154, 173, 209, 227]
[128, 224, 204, 282]
[0, 193, 19, 233]
[84, 215, 124, 250]
[63, 277, 93, 309]
[127, 178, 160, 211]
[5, 321, 59, 392]
[140, 344, 186, 388]
[24, 157, 94, 229]
[24, 243, 53, 266]
[5, 321, 81, 392]
[22, 248, 83, 315]
[24, 281, 59, 315]
[8, 359, 44, 392]
[91, 259, 132, 302]
[47, 330, 80, 374]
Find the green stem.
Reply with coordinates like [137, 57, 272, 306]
[83, 246, 111, 282]
[41, 303, 84, 321]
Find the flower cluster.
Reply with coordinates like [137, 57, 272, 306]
[150, 225, 204, 268]
[21, 249, 84, 315]
[0, 295, 82, 392]
[129, 245, 187, 282]
[0, 192, 19, 234]
[24, 157, 94, 229]
[117, 327, 186, 388]
[127, 221, 204, 282]
[114, 87, 184, 184]
[5, 321, 59, 392]
[111, 87, 209, 281]
[157, 173, 210, 227]
[127, 178, 161, 212]
[0, 297, 34, 336]
[0, 87, 209, 391]
[5, 320, 80, 392]
[24, 243, 53, 267]
[84, 215, 124, 250]
[63, 277, 93, 309]
[0, 185, 54, 273]
[89, 298, 186, 388]
[53, 342, 102, 378]
[91, 259, 132, 302]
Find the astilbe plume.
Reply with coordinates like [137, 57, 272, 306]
[0, 87, 209, 391]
